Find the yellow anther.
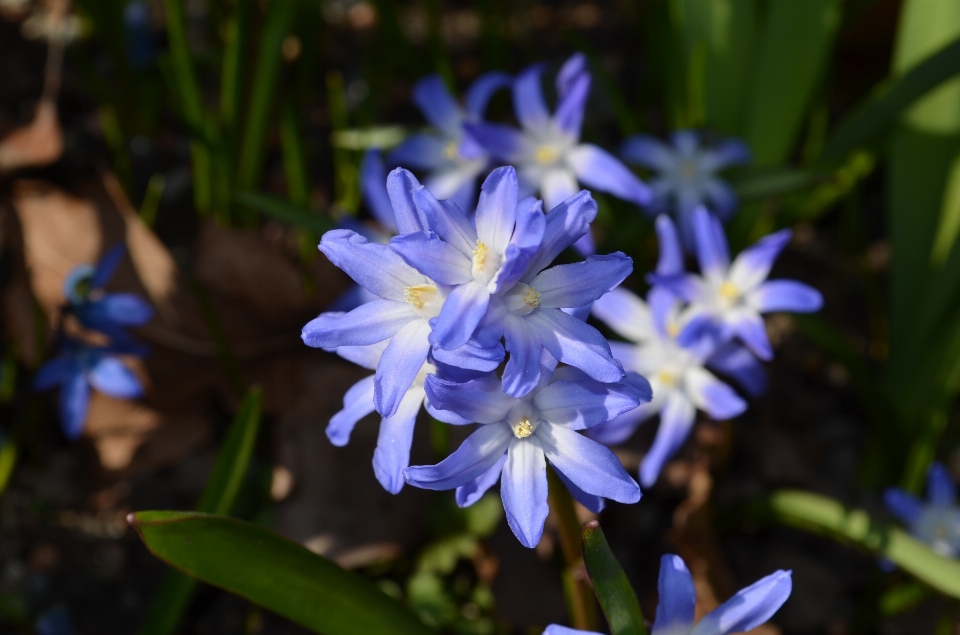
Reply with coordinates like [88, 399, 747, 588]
[512, 417, 534, 438]
[524, 287, 541, 309]
[657, 370, 677, 387]
[719, 281, 740, 301]
[404, 284, 436, 309]
[666, 322, 679, 338]
[444, 141, 459, 160]
[679, 159, 697, 181]
[535, 145, 560, 164]
[473, 240, 488, 268]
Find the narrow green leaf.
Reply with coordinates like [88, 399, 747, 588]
[742, 0, 842, 166]
[880, 581, 934, 616]
[235, 191, 335, 234]
[820, 37, 960, 164]
[581, 521, 647, 635]
[768, 490, 960, 599]
[220, 0, 252, 138]
[131, 511, 433, 635]
[139, 174, 165, 229]
[138, 388, 263, 635]
[732, 167, 824, 201]
[280, 101, 310, 207]
[235, 0, 300, 195]
[0, 439, 16, 499]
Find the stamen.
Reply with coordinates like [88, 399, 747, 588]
[680, 159, 697, 181]
[657, 370, 677, 387]
[524, 287, 541, 309]
[512, 417, 534, 439]
[473, 240, 488, 269]
[403, 284, 436, 309]
[666, 322, 679, 338]
[444, 141, 459, 160]
[719, 281, 740, 301]
[535, 146, 559, 164]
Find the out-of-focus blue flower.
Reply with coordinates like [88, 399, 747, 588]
[65, 245, 153, 348]
[622, 130, 750, 247]
[590, 286, 745, 487]
[655, 207, 822, 360]
[324, 339, 473, 494]
[123, 1, 157, 70]
[388, 166, 631, 398]
[404, 360, 647, 548]
[885, 462, 960, 558]
[389, 72, 511, 213]
[466, 53, 651, 254]
[360, 149, 399, 235]
[33, 342, 144, 439]
[543, 555, 791, 635]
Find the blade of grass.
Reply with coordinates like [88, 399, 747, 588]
[138, 388, 263, 635]
[581, 520, 647, 635]
[235, 191, 335, 235]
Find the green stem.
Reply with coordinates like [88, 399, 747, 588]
[547, 467, 600, 632]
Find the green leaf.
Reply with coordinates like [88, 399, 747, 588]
[0, 439, 16, 499]
[138, 388, 263, 635]
[742, 0, 842, 166]
[331, 126, 407, 150]
[131, 511, 433, 635]
[581, 521, 647, 635]
[768, 490, 960, 598]
[235, 191, 335, 234]
[820, 37, 960, 164]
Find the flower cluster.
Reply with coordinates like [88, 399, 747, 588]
[544, 553, 792, 635]
[33, 245, 153, 438]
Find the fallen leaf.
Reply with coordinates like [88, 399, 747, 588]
[0, 99, 63, 172]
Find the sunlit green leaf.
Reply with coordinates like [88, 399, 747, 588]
[581, 521, 647, 635]
[235, 191, 335, 234]
[768, 490, 960, 599]
[131, 511, 433, 635]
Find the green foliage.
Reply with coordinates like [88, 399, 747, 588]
[132, 511, 434, 635]
[581, 521, 647, 635]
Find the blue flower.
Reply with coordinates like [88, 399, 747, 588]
[590, 286, 745, 487]
[466, 53, 651, 254]
[885, 462, 960, 558]
[360, 149, 400, 235]
[33, 342, 144, 439]
[389, 72, 511, 213]
[324, 339, 473, 494]
[622, 130, 750, 247]
[64, 244, 153, 348]
[404, 361, 648, 548]
[387, 166, 631, 398]
[655, 207, 823, 360]
[545, 554, 791, 635]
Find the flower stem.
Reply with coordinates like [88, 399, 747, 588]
[547, 466, 600, 631]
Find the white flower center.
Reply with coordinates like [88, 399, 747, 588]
[472, 240, 502, 284]
[444, 141, 459, 160]
[403, 283, 443, 317]
[512, 416, 534, 438]
[535, 145, 561, 165]
[503, 283, 541, 316]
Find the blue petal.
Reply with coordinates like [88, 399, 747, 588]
[389, 133, 447, 171]
[360, 149, 397, 231]
[374, 320, 431, 417]
[647, 273, 704, 304]
[443, 177, 478, 217]
[502, 437, 550, 548]
[501, 316, 545, 398]
[927, 462, 957, 506]
[537, 423, 641, 503]
[431, 281, 491, 350]
[389, 231, 473, 285]
[652, 554, 696, 635]
[639, 392, 695, 488]
[557, 53, 588, 95]
[88, 356, 143, 398]
[464, 122, 531, 163]
[533, 379, 641, 430]
[700, 139, 751, 171]
[404, 423, 513, 490]
[319, 229, 424, 301]
[692, 207, 730, 278]
[412, 186, 476, 255]
[728, 229, 792, 291]
[512, 63, 551, 131]
[521, 191, 597, 281]
[885, 488, 923, 525]
[691, 570, 792, 635]
[706, 343, 768, 398]
[491, 196, 545, 293]
[553, 465, 605, 513]
[703, 178, 739, 221]
[685, 368, 746, 420]
[63, 264, 95, 304]
[591, 287, 654, 343]
[751, 280, 823, 313]
[456, 452, 507, 507]
[333, 341, 385, 370]
[621, 135, 675, 171]
[430, 339, 505, 372]
[464, 71, 512, 120]
[541, 169, 582, 213]
[529, 308, 624, 383]
[569, 144, 651, 206]
[386, 168, 428, 234]
[92, 244, 126, 289]
[554, 71, 590, 138]
[327, 375, 376, 446]
[476, 166, 519, 253]
[412, 75, 462, 137]
[655, 214, 684, 275]
[302, 301, 417, 348]
[728, 311, 773, 361]
[671, 130, 700, 154]
[544, 626, 603, 635]
[373, 388, 424, 493]
[586, 400, 653, 446]
[34, 357, 73, 390]
[533, 253, 633, 309]
[424, 373, 514, 424]
[59, 371, 90, 439]
[81, 293, 153, 329]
